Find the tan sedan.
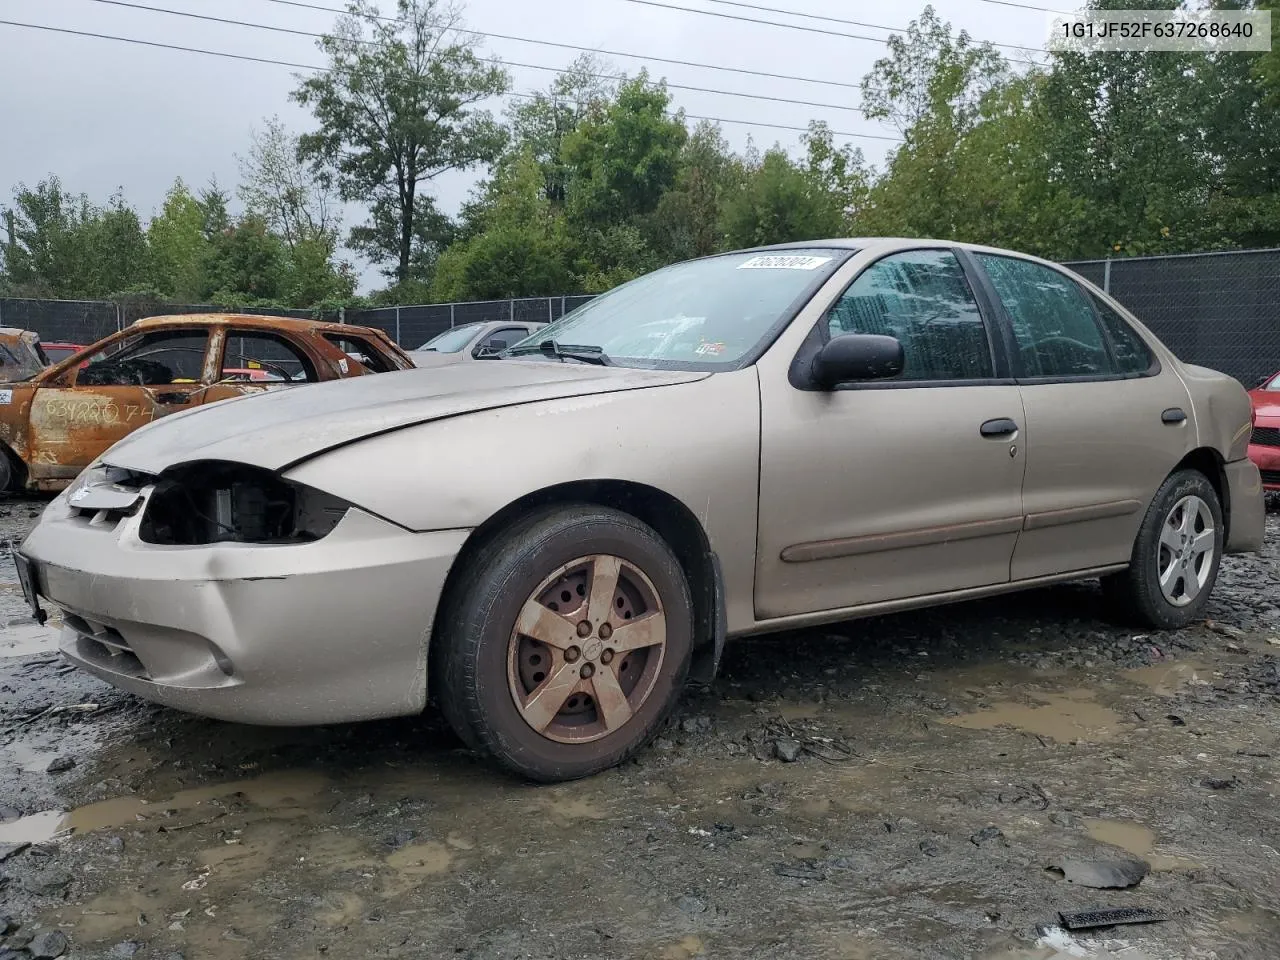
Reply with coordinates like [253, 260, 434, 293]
[16, 240, 1265, 781]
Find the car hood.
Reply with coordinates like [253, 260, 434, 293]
[102, 361, 709, 474]
[409, 351, 469, 368]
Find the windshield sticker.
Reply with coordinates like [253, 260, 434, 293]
[737, 255, 832, 270]
[695, 341, 726, 356]
[0, 390, 10, 405]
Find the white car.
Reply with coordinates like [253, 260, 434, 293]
[410, 321, 548, 368]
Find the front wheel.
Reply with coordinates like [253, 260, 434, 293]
[436, 505, 693, 782]
[1102, 469, 1224, 629]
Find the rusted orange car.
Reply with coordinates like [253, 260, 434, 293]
[0, 314, 413, 493]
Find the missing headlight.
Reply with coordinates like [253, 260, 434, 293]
[140, 461, 352, 546]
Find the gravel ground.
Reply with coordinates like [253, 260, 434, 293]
[1, 499, 1278, 960]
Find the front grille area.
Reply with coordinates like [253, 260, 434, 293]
[64, 612, 149, 679]
[1252, 426, 1280, 448]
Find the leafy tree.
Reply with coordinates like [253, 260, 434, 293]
[432, 148, 571, 299]
[200, 216, 289, 303]
[148, 179, 209, 299]
[293, 0, 509, 283]
[721, 147, 846, 248]
[648, 122, 743, 261]
[238, 116, 340, 250]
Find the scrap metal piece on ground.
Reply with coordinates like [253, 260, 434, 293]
[1058, 907, 1170, 930]
[1056, 858, 1150, 889]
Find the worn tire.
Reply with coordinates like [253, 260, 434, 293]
[1102, 469, 1224, 629]
[436, 505, 693, 782]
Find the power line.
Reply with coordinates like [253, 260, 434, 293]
[612, 0, 1040, 65]
[0, 19, 902, 142]
[256, 0, 864, 92]
[86, 0, 865, 114]
[974, 0, 1071, 12]
[690, 0, 1038, 54]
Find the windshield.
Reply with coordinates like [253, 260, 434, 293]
[506, 249, 850, 369]
[418, 324, 482, 353]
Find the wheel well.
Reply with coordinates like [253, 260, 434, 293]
[0, 440, 26, 493]
[429, 480, 718, 695]
[1174, 447, 1228, 536]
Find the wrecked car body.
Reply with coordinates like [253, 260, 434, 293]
[0, 314, 412, 493]
[16, 239, 1267, 782]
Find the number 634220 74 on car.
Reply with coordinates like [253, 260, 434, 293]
[16, 239, 1266, 782]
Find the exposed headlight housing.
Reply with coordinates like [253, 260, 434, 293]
[139, 461, 352, 546]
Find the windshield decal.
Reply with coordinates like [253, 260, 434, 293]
[737, 255, 833, 270]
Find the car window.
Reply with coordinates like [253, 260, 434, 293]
[78, 330, 210, 386]
[977, 254, 1113, 379]
[418, 324, 483, 353]
[505, 248, 848, 368]
[321, 333, 398, 373]
[475, 327, 527, 356]
[825, 250, 994, 381]
[223, 331, 317, 383]
[1088, 293, 1155, 375]
[1266, 372, 1280, 391]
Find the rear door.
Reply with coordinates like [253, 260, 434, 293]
[201, 326, 325, 406]
[971, 253, 1193, 580]
[26, 327, 212, 482]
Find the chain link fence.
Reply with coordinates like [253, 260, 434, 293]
[1061, 248, 1280, 388]
[345, 295, 597, 350]
[3, 249, 1278, 384]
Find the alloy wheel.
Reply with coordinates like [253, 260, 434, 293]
[1157, 494, 1216, 607]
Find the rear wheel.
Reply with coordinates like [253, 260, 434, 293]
[1102, 469, 1223, 629]
[436, 506, 693, 782]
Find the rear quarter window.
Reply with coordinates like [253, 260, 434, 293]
[1088, 293, 1157, 376]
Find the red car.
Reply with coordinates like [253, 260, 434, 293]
[41, 341, 88, 368]
[1249, 368, 1280, 491]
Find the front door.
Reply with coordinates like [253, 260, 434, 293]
[755, 248, 1027, 620]
[26, 327, 213, 482]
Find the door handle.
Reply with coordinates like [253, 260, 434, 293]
[154, 392, 191, 405]
[980, 417, 1019, 438]
[1161, 407, 1187, 424]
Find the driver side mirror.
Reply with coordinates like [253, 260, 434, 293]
[811, 334, 904, 389]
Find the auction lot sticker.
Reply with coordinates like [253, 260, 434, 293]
[738, 255, 833, 270]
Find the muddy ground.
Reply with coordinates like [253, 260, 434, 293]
[1, 500, 1279, 960]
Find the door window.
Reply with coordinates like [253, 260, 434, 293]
[475, 327, 527, 357]
[826, 250, 994, 381]
[322, 334, 398, 373]
[977, 255, 1113, 379]
[78, 330, 210, 386]
[223, 331, 317, 383]
[1089, 293, 1155, 375]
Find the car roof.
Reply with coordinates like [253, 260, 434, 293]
[131, 313, 390, 339]
[730, 237, 1071, 272]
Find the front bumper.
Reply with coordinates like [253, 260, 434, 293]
[1225, 457, 1266, 554]
[20, 492, 468, 725]
[1247, 440, 1280, 491]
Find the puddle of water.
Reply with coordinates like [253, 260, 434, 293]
[5, 740, 53, 773]
[386, 840, 453, 876]
[1085, 818, 1200, 872]
[945, 691, 1124, 742]
[0, 621, 60, 658]
[1125, 660, 1212, 696]
[67, 769, 328, 833]
[1085, 818, 1155, 855]
[0, 809, 66, 844]
[661, 935, 706, 960]
[0, 769, 329, 844]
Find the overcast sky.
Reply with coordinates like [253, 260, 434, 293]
[0, 0, 1055, 290]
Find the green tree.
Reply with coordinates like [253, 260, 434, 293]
[200, 216, 289, 304]
[648, 122, 743, 261]
[432, 148, 571, 300]
[238, 116, 340, 250]
[293, 0, 509, 284]
[721, 147, 846, 248]
[147, 179, 209, 299]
